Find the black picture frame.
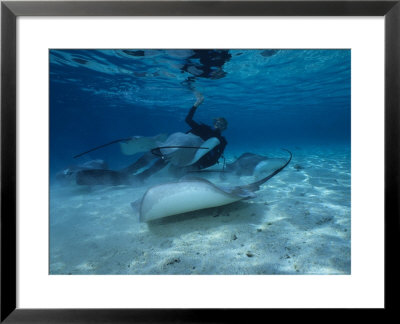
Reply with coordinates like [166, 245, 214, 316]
[1, 0, 398, 322]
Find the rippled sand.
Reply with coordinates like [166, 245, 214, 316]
[50, 145, 350, 275]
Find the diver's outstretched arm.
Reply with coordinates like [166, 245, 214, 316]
[185, 93, 204, 128]
[194, 92, 204, 107]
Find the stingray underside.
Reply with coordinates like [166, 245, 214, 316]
[137, 150, 292, 222]
[139, 178, 246, 222]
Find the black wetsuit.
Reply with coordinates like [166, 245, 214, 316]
[185, 106, 227, 169]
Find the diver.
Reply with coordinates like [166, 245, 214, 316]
[123, 49, 231, 180]
[184, 93, 228, 170]
[122, 93, 228, 182]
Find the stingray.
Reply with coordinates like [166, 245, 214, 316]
[73, 133, 168, 158]
[224, 152, 289, 177]
[156, 132, 220, 167]
[120, 134, 168, 155]
[135, 150, 292, 222]
[55, 159, 108, 184]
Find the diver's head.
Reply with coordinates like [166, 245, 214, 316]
[213, 117, 228, 131]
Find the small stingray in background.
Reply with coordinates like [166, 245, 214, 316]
[55, 159, 108, 184]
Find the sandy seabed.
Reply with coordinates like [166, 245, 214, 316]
[50, 145, 351, 275]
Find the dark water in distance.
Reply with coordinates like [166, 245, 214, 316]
[50, 49, 350, 176]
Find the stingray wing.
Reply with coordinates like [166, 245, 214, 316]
[159, 132, 218, 167]
[120, 134, 167, 155]
[237, 149, 292, 193]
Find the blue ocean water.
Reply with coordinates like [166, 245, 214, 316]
[49, 49, 351, 275]
[50, 49, 350, 175]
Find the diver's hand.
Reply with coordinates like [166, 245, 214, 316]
[194, 93, 204, 108]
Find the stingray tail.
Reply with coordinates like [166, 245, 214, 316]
[239, 149, 292, 192]
[73, 137, 132, 159]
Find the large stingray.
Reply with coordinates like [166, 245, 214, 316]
[136, 150, 292, 222]
[157, 132, 220, 167]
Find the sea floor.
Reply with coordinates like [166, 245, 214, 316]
[49, 145, 351, 275]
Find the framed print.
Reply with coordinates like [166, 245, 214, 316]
[1, 0, 399, 322]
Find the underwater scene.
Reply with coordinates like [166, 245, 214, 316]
[50, 49, 351, 275]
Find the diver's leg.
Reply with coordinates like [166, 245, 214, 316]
[120, 152, 158, 175]
[76, 169, 129, 186]
[135, 159, 168, 181]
